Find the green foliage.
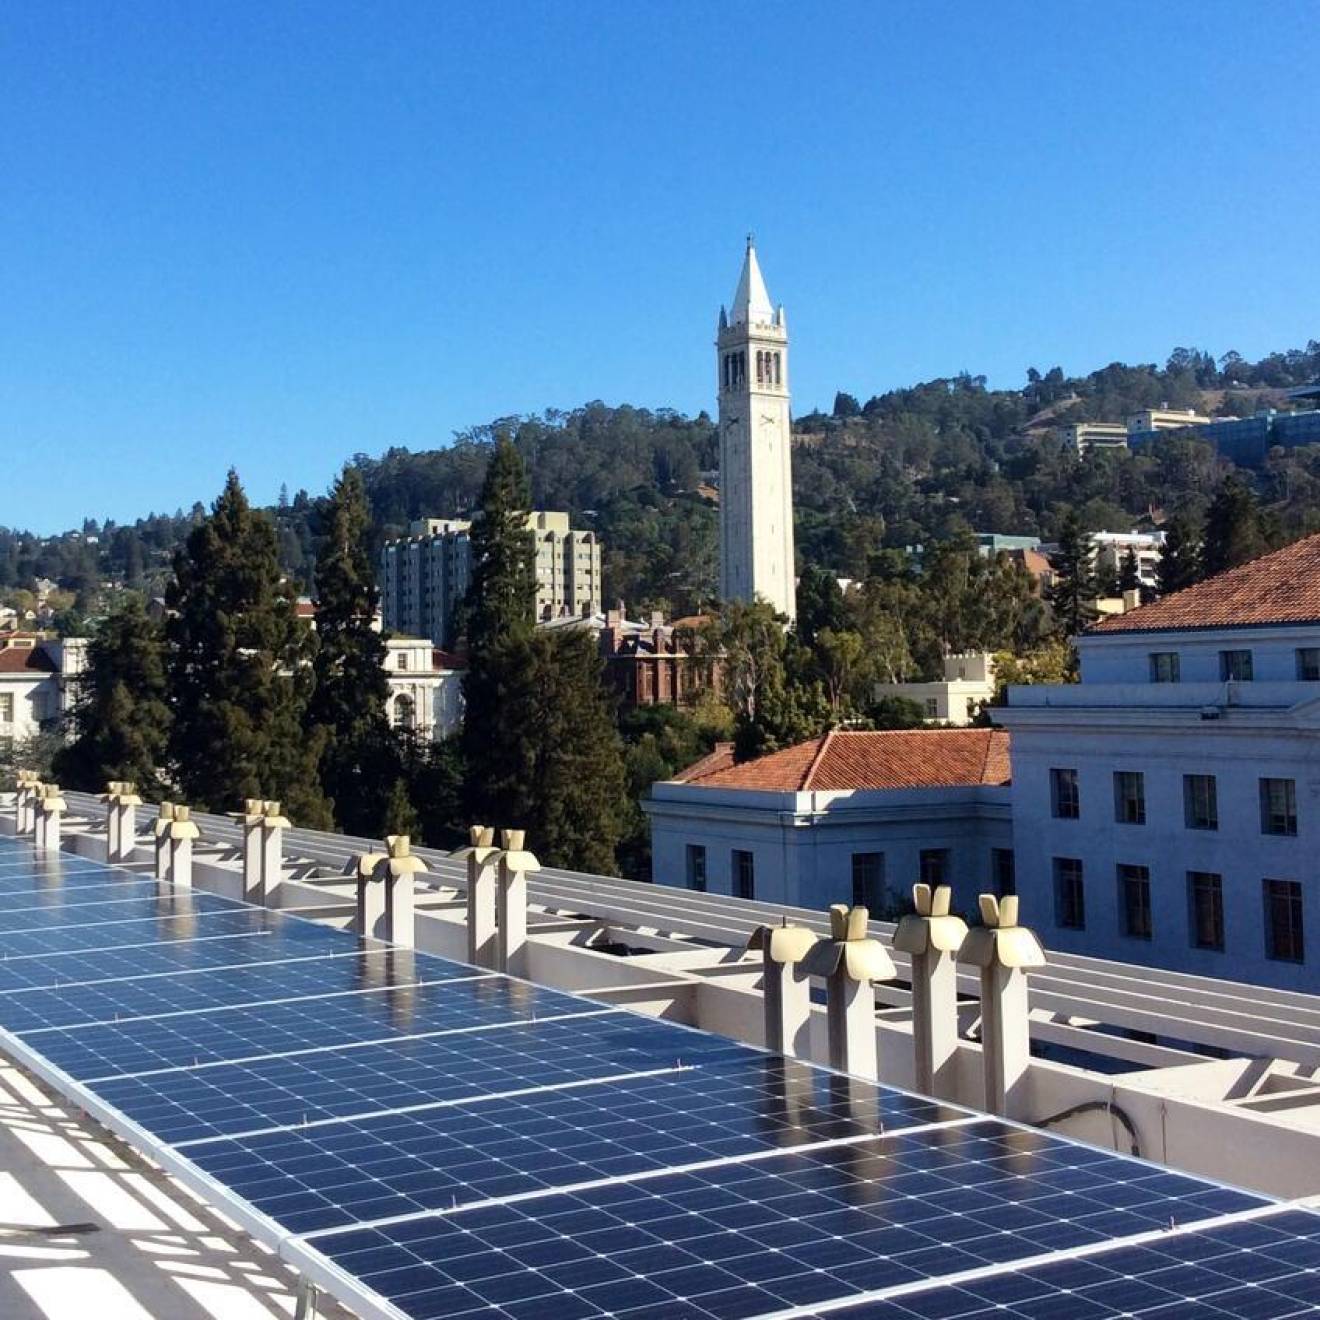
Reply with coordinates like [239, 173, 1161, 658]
[308, 468, 398, 835]
[1202, 474, 1268, 578]
[864, 695, 928, 729]
[464, 436, 536, 652]
[1158, 512, 1203, 594]
[165, 471, 331, 826]
[1047, 509, 1099, 638]
[398, 732, 467, 848]
[1118, 547, 1141, 594]
[991, 641, 1077, 698]
[53, 596, 171, 795]
[381, 777, 422, 838]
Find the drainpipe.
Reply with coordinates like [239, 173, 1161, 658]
[893, 883, 968, 1101]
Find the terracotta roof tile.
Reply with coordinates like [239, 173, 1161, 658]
[679, 729, 1011, 792]
[1090, 533, 1320, 634]
[0, 647, 56, 675]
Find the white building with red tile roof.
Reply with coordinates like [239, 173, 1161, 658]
[0, 634, 86, 747]
[994, 532, 1320, 991]
[644, 728, 1013, 913]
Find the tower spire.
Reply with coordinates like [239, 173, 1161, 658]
[731, 235, 774, 326]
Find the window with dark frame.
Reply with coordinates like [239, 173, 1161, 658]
[1149, 652, 1180, 683]
[1113, 771, 1146, 825]
[919, 849, 949, 888]
[1050, 767, 1080, 819]
[1187, 872, 1224, 951]
[1183, 774, 1219, 830]
[1053, 857, 1085, 930]
[1219, 649, 1254, 681]
[1263, 879, 1304, 963]
[1260, 778, 1298, 836]
[851, 852, 885, 911]
[1297, 648, 1320, 681]
[685, 844, 706, 893]
[1117, 864, 1152, 939]
[992, 848, 1016, 897]
[732, 849, 755, 901]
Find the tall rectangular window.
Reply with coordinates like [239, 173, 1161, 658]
[919, 849, 949, 888]
[1149, 652, 1180, 683]
[1117, 864, 1152, 939]
[992, 848, 1016, 897]
[1187, 872, 1224, 951]
[1297, 648, 1320, 681]
[851, 852, 885, 911]
[1183, 774, 1218, 830]
[731, 849, 755, 901]
[1113, 771, 1146, 825]
[1053, 857, 1085, 930]
[1219, 650, 1254, 681]
[0, 693, 12, 723]
[685, 844, 706, 893]
[1263, 879, 1304, 963]
[924, 697, 939, 719]
[1050, 768, 1080, 819]
[1260, 778, 1298, 836]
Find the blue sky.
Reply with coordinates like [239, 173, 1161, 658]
[3, 1, 1317, 533]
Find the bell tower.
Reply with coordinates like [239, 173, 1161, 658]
[717, 236, 796, 622]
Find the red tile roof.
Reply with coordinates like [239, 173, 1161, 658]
[1090, 533, 1320, 634]
[0, 646, 56, 675]
[677, 729, 1011, 792]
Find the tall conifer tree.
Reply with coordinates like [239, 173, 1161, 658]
[308, 468, 397, 834]
[1157, 512, 1202, 594]
[1047, 509, 1099, 638]
[53, 596, 171, 795]
[1202, 475, 1267, 578]
[166, 471, 331, 824]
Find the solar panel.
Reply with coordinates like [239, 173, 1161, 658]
[0, 830, 1317, 1320]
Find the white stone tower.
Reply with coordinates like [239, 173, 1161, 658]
[717, 237, 796, 622]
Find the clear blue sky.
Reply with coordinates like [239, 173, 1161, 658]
[3, 1, 1317, 534]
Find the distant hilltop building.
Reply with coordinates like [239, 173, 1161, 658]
[717, 238, 796, 622]
[378, 512, 601, 648]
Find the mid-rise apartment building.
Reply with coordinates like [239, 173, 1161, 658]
[1090, 529, 1164, 591]
[379, 512, 602, 647]
[994, 533, 1320, 991]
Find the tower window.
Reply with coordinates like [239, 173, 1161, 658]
[774, 352, 782, 385]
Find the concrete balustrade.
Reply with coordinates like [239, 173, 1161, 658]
[959, 893, 1046, 1117]
[802, 904, 896, 1080]
[451, 826, 500, 969]
[894, 883, 968, 1101]
[746, 918, 815, 1058]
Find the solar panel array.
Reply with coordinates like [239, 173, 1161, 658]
[1, 832, 1318, 1320]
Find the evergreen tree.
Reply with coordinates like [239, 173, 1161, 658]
[461, 437, 538, 829]
[1157, 512, 1202, 595]
[1047, 509, 1099, 637]
[461, 438, 627, 870]
[1202, 475, 1267, 578]
[165, 471, 331, 824]
[1118, 546, 1141, 594]
[794, 564, 847, 649]
[381, 776, 421, 838]
[53, 596, 171, 795]
[308, 468, 398, 835]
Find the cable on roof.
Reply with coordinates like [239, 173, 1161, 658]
[1034, 1098, 1141, 1158]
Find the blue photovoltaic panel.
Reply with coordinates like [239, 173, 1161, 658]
[87, 1012, 748, 1144]
[820, 1209, 1320, 1318]
[308, 1122, 1271, 1320]
[2, 833, 1319, 1320]
[185, 1054, 969, 1233]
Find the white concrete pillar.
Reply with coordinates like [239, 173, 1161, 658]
[452, 826, 499, 968]
[153, 803, 175, 883]
[802, 904, 896, 1081]
[31, 786, 46, 850]
[747, 920, 815, 1057]
[497, 830, 539, 978]
[15, 773, 37, 835]
[894, 883, 968, 1101]
[259, 801, 289, 908]
[235, 799, 265, 902]
[167, 806, 199, 888]
[103, 783, 121, 861]
[959, 894, 1046, 1119]
[354, 849, 389, 942]
[38, 787, 66, 854]
[383, 835, 425, 949]
[116, 790, 142, 864]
